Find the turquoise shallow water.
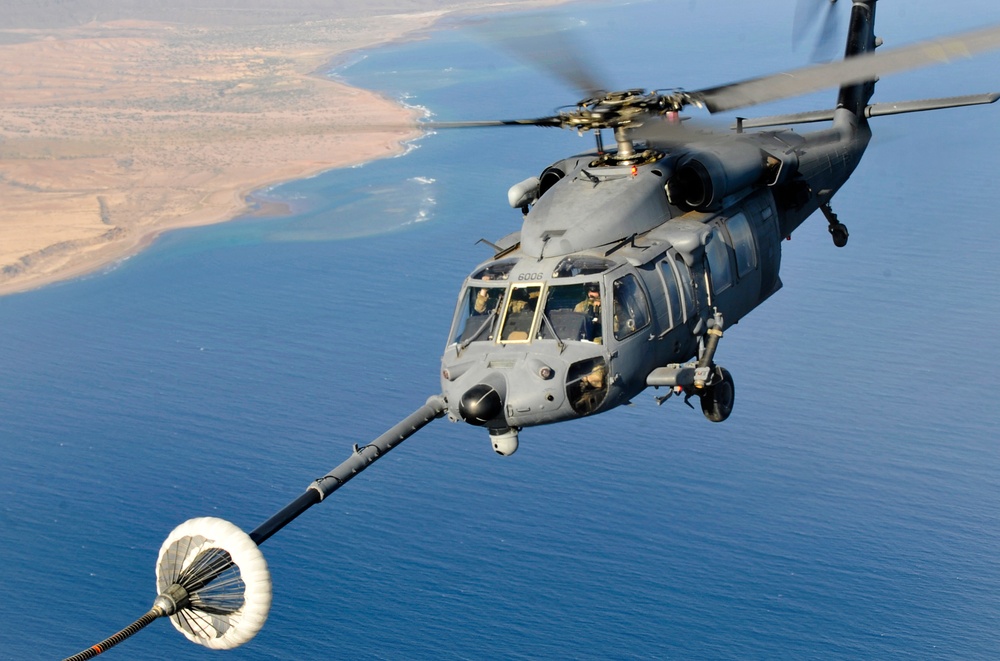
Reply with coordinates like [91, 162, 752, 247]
[2, 1, 1000, 659]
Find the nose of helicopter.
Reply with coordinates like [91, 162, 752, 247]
[458, 383, 505, 426]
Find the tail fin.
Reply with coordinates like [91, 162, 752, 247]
[837, 0, 879, 116]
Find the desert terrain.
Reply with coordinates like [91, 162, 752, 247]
[0, 1, 560, 295]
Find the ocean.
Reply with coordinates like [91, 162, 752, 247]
[3, 0, 1000, 658]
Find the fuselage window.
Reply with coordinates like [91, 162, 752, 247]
[499, 285, 542, 342]
[659, 260, 682, 330]
[726, 212, 757, 277]
[674, 254, 697, 320]
[705, 227, 734, 294]
[612, 274, 651, 340]
[539, 282, 603, 343]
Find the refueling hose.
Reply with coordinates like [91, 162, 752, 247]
[63, 609, 162, 661]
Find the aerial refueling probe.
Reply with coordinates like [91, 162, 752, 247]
[64, 396, 446, 660]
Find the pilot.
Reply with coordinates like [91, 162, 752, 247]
[508, 287, 539, 314]
[473, 275, 501, 314]
[574, 284, 602, 342]
[575, 284, 601, 316]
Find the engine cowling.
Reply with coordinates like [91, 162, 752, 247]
[667, 142, 765, 211]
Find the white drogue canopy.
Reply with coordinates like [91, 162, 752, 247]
[156, 517, 272, 649]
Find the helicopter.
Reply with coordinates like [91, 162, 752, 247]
[434, 1, 1000, 455]
[64, 0, 1000, 657]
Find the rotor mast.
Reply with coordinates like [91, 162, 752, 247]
[613, 126, 635, 160]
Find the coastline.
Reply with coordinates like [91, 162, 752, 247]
[0, 1, 567, 297]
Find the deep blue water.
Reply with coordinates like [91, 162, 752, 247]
[3, 1, 1000, 659]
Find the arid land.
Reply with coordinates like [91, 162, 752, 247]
[0, 1, 561, 295]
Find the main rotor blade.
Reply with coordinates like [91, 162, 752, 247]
[472, 13, 610, 100]
[627, 117, 728, 149]
[419, 117, 563, 129]
[324, 115, 565, 134]
[689, 22, 1000, 113]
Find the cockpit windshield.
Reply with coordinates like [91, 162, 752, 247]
[450, 277, 606, 346]
[538, 282, 603, 343]
[499, 285, 541, 342]
[451, 284, 506, 345]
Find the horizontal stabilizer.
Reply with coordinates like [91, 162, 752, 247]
[733, 92, 1000, 129]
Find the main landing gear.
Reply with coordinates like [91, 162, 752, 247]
[821, 202, 849, 247]
[698, 366, 735, 422]
[646, 313, 736, 422]
[649, 363, 737, 423]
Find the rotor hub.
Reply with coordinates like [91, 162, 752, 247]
[559, 89, 684, 133]
[589, 147, 664, 168]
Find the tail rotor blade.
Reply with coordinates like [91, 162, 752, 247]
[792, 0, 824, 49]
[811, 0, 843, 62]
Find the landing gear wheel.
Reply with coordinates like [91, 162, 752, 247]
[829, 222, 849, 247]
[700, 367, 734, 422]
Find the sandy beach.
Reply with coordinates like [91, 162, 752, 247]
[0, 1, 563, 296]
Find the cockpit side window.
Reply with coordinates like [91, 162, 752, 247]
[499, 285, 542, 342]
[612, 274, 651, 340]
[451, 284, 505, 345]
[538, 282, 603, 343]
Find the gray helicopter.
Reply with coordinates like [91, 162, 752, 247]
[437, 0, 1000, 455]
[65, 1, 1000, 657]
